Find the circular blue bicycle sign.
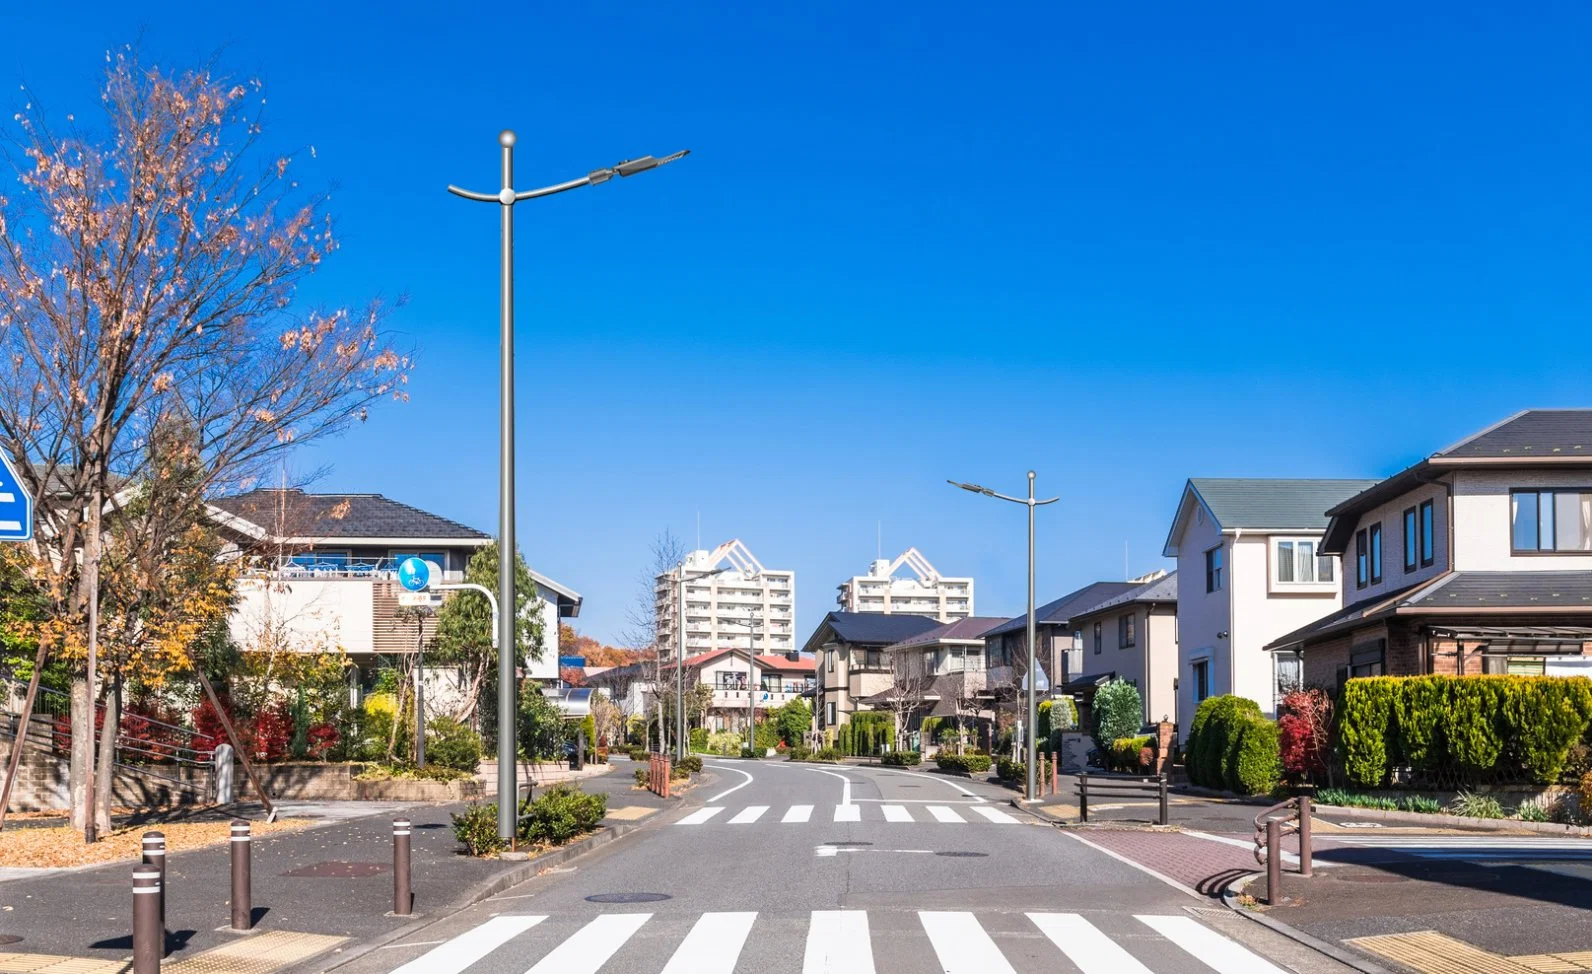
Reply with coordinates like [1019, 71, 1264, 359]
[396, 557, 431, 592]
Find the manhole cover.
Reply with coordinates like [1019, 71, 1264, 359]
[1334, 873, 1408, 883]
[829, 841, 872, 847]
[282, 861, 390, 878]
[586, 892, 671, 904]
[0, 936, 21, 946]
[899, 785, 921, 789]
[935, 851, 988, 858]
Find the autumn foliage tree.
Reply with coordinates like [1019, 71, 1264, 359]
[0, 52, 409, 832]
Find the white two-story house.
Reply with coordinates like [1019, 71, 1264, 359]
[1162, 478, 1378, 738]
[1268, 410, 1592, 685]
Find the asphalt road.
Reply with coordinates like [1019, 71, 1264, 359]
[332, 759, 1353, 974]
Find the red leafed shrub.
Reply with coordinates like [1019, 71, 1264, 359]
[120, 705, 187, 762]
[192, 694, 235, 746]
[306, 722, 340, 759]
[249, 705, 293, 761]
[1278, 688, 1333, 782]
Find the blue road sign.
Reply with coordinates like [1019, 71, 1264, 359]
[396, 556, 431, 592]
[0, 454, 33, 542]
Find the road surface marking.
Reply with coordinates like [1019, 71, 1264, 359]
[882, 804, 913, 822]
[389, 914, 544, 974]
[660, 912, 756, 974]
[783, 804, 814, 823]
[970, 805, 1018, 824]
[834, 804, 861, 822]
[805, 910, 875, 973]
[705, 763, 755, 801]
[926, 805, 966, 823]
[526, 913, 650, 974]
[1136, 915, 1287, 974]
[728, 805, 769, 824]
[676, 806, 724, 825]
[800, 765, 856, 807]
[918, 912, 1017, 974]
[1027, 913, 1152, 974]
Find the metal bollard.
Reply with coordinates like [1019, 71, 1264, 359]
[1298, 795, 1313, 878]
[133, 867, 162, 974]
[141, 831, 166, 931]
[392, 819, 412, 916]
[1158, 773, 1169, 826]
[661, 756, 672, 799]
[230, 819, 252, 931]
[1078, 772, 1089, 822]
[1050, 754, 1059, 797]
[1266, 818, 1283, 904]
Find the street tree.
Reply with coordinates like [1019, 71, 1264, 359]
[431, 542, 546, 729]
[0, 52, 409, 831]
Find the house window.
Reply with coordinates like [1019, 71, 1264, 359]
[1205, 545, 1224, 593]
[865, 649, 883, 669]
[1369, 523, 1383, 583]
[1349, 640, 1385, 678]
[1274, 538, 1333, 584]
[1274, 652, 1302, 709]
[826, 702, 836, 726]
[826, 650, 835, 673]
[1119, 613, 1136, 648]
[392, 550, 446, 570]
[1092, 621, 1103, 655]
[1403, 508, 1418, 573]
[1511, 490, 1592, 552]
[1191, 659, 1211, 703]
[1419, 499, 1435, 567]
[1355, 530, 1368, 589]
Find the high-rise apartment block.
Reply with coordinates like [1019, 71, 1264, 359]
[835, 548, 973, 621]
[655, 539, 797, 656]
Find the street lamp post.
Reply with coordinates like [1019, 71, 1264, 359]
[949, 472, 1059, 802]
[720, 612, 767, 755]
[676, 565, 731, 761]
[449, 133, 688, 842]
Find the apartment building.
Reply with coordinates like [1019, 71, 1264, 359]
[1268, 410, 1592, 684]
[835, 548, 974, 621]
[654, 539, 797, 657]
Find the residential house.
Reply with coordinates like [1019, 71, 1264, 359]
[978, 581, 1142, 704]
[1162, 478, 1378, 737]
[584, 649, 815, 733]
[1064, 571, 1179, 725]
[835, 548, 975, 621]
[864, 617, 1008, 746]
[1268, 410, 1592, 684]
[804, 612, 943, 730]
[209, 488, 582, 695]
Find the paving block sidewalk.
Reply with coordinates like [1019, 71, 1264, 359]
[1069, 827, 1263, 896]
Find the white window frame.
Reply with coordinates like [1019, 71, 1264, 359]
[1268, 536, 1337, 593]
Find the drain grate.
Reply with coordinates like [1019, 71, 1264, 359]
[281, 861, 390, 878]
[586, 892, 672, 904]
[0, 936, 20, 946]
[935, 851, 988, 858]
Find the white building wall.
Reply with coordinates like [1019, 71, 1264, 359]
[1174, 505, 1229, 740]
[1453, 469, 1592, 571]
[230, 577, 374, 654]
[523, 589, 563, 681]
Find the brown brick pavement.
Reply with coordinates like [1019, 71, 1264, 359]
[1071, 828, 1259, 897]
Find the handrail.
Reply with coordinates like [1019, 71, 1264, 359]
[1253, 795, 1312, 877]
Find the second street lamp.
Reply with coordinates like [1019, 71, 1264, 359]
[949, 472, 1059, 802]
[448, 132, 688, 843]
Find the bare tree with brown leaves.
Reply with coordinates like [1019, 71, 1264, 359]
[0, 51, 410, 833]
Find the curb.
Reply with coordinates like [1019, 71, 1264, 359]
[311, 821, 644, 974]
[1314, 802, 1592, 836]
[1219, 874, 1393, 974]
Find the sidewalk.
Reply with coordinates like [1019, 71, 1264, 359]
[0, 767, 645, 971]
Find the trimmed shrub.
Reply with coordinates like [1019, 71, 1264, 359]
[837, 712, 892, 756]
[1230, 718, 1282, 795]
[1111, 735, 1153, 773]
[633, 768, 650, 787]
[677, 755, 703, 774]
[785, 745, 812, 762]
[1092, 680, 1143, 757]
[880, 750, 920, 767]
[426, 717, 484, 773]
[627, 747, 651, 762]
[1338, 678, 1400, 787]
[451, 802, 504, 857]
[518, 786, 606, 845]
[1187, 695, 1261, 789]
[812, 747, 843, 762]
[689, 727, 709, 752]
[996, 758, 1025, 782]
[936, 752, 992, 775]
[706, 731, 742, 755]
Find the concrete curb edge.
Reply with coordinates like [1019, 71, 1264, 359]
[1219, 874, 1394, 974]
[1314, 802, 1592, 836]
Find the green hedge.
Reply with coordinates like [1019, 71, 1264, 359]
[677, 755, 703, 774]
[935, 752, 992, 774]
[880, 750, 920, 767]
[1111, 735, 1153, 772]
[837, 712, 893, 756]
[996, 757, 1025, 782]
[1231, 718, 1282, 795]
[1339, 676, 1592, 788]
[1187, 695, 1260, 788]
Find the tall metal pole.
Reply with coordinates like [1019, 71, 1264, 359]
[85, 485, 100, 844]
[495, 131, 519, 843]
[676, 570, 686, 761]
[1025, 471, 1038, 803]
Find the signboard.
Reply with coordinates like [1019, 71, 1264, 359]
[397, 592, 442, 608]
[396, 557, 431, 592]
[0, 454, 33, 541]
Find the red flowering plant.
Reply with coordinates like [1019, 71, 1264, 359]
[1277, 687, 1334, 785]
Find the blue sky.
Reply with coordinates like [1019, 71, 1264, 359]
[6, 3, 1591, 645]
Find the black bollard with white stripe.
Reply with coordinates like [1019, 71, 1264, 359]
[393, 818, 412, 916]
[229, 819, 252, 931]
[141, 831, 166, 931]
[133, 867, 162, 973]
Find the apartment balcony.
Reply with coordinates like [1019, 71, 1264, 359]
[710, 684, 812, 709]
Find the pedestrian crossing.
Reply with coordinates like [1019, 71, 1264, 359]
[1324, 834, 1592, 861]
[387, 909, 1286, 974]
[675, 803, 1020, 826]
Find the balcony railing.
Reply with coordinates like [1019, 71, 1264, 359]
[240, 556, 464, 583]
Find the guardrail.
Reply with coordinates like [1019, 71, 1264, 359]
[1253, 795, 1312, 904]
[1076, 771, 1169, 825]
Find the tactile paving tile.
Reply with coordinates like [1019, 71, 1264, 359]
[164, 931, 347, 974]
[0, 956, 129, 974]
[603, 806, 658, 821]
[1511, 953, 1592, 973]
[1348, 930, 1541, 974]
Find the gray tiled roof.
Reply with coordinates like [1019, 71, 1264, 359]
[1435, 409, 1592, 460]
[802, 611, 943, 653]
[1071, 572, 1179, 617]
[1190, 478, 1381, 532]
[210, 488, 490, 541]
[883, 616, 1009, 651]
[980, 581, 1142, 638]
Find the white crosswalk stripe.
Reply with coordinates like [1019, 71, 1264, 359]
[728, 805, 769, 824]
[783, 804, 815, 823]
[926, 805, 966, 823]
[676, 806, 723, 825]
[525, 913, 650, 974]
[971, 805, 1018, 824]
[660, 912, 756, 974]
[834, 804, 861, 822]
[881, 804, 914, 822]
[676, 803, 1025, 825]
[388, 914, 545, 974]
[1323, 835, 1592, 859]
[381, 909, 1289, 974]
